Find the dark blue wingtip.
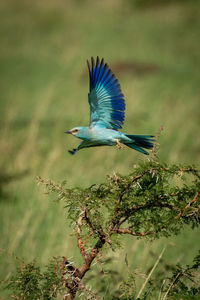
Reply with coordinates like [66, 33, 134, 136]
[68, 149, 76, 155]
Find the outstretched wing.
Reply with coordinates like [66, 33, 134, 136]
[87, 57, 125, 130]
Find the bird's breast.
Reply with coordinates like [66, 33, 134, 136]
[86, 127, 120, 143]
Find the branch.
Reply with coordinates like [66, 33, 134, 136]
[185, 191, 199, 208]
[36, 176, 69, 198]
[115, 164, 194, 208]
[137, 247, 166, 298]
[78, 237, 106, 279]
[132, 202, 176, 213]
[118, 202, 176, 227]
[112, 227, 155, 237]
[60, 257, 80, 300]
[118, 190, 199, 227]
[63, 207, 108, 298]
[176, 192, 199, 219]
[163, 271, 184, 300]
[76, 207, 87, 261]
[151, 125, 163, 160]
[84, 207, 106, 243]
[78, 282, 103, 300]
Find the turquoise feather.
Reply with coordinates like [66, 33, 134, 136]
[87, 57, 125, 130]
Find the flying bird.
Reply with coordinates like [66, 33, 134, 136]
[66, 57, 154, 155]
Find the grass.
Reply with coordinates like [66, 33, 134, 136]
[0, 0, 200, 298]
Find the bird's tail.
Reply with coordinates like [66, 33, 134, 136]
[124, 134, 155, 155]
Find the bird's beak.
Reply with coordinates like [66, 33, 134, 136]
[65, 130, 72, 134]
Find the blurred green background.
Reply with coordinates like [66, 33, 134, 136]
[0, 0, 200, 297]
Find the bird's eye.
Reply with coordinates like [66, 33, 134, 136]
[72, 129, 78, 134]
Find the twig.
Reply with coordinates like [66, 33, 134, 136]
[158, 279, 166, 300]
[78, 281, 102, 300]
[84, 207, 106, 243]
[113, 227, 155, 236]
[76, 207, 87, 260]
[11, 296, 20, 299]
[176, 191, 199, 219]
[183, 191, 199, 209]
[118, 202, 176, 227]
[60, 257, 80, 300]
[162, 271, 181, 300]
[137, 247, 166, 299]
[36, 176, 69, 198]
[151, 125, 163, 160]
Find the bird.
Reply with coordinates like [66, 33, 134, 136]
[66, 56, 154, 155]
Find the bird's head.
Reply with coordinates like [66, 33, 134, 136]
[65, 127, 86, 139]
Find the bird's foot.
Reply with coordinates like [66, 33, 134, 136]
[68, 148, 77, 155]
[116, 139, 123, 150]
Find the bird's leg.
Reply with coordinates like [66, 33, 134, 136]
[116, 139, 123, 150]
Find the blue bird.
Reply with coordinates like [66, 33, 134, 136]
[66, 57, 154, 155]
